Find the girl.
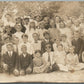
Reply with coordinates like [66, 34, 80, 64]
[61, 34, 71, 53]
[65, 20, 73, 43]
[25, 21, 39, 43]
[66, 46, 84, 71]
[53, 37, 61, 51]
[38, 22, 48, 40]
[54, 44, 68, 72]
[48, 19, 60, 42]
[33, 50, 50, 74]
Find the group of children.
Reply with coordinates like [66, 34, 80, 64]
[0, 14, 84, 76]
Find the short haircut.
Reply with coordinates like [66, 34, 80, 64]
[35, 50, 42, 55]
[15, 23, 22, 29]
[6, 43, 13, 48]
[22, 34, 28, 38]
[45, 43, 51, 48]
[43, 31, 50, 37]
[32, 33, 38, 37]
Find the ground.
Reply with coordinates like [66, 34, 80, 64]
[0, 70, 84, 83]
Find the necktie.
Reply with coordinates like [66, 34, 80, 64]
[9, 52, 11, 57]
[48, 53, 51, 65]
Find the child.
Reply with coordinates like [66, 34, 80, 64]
[2, 44, 19, 76]
[54, 44, 68, 72]
[53, 37, 61, 51]
[48, 21, 60, 42]
[41, 31, 53, 54]
[59, 21, 66, 34]
[42, 43, 59, 72]
[13, 23, 23, 43]
[15, 17, 26, 33]
[1, 36, 17, 55]
[65, 20, 73, 43]
[66, 46, 84, 71]
[19, 45, 33, 75]
[32, 33, 41, 53]
[11, 36, 20, 53]
[55, 16, 61, 29]
[22, 17, 29, 29]
[33, 50, 50, 73]
[72, 31, 83, 62]
[3, 26, 12, 38]
[18, 34, 34, 55]
[1, 36, 11, 55]
[25, 21, 39, 43]
[61, 34, 71, 53]
[38, 22, 47, 40]
[73, 20, 81, 32]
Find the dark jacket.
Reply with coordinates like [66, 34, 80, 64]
[3, 51, 19, 70]
[19, 53, 33, 70]
[72, 38, 83, 62]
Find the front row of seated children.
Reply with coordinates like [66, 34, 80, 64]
[1, 43, 84, 76]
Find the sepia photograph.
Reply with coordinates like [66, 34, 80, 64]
[0, 1, 84, 83]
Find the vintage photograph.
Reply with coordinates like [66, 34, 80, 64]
[0, 1, 84, 83]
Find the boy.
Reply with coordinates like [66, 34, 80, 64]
[32, 33, 41, 53]
[19, 45, 33, 75]
[18, 34, 34, 55]
[1, 36, 11, 55]
[2, 44, 19, 76]
[1, 36, 16, 55]
[42, 43, 59, 72]
[41, 31, 53, 54]
[13, 23, 23, 43]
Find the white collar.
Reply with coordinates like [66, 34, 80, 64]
[23, 53, 27, 57]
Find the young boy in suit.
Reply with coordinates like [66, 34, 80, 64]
[2, 43, 19, 76]
[32, 33, 41, 53]
[19, 45, 33, 75]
